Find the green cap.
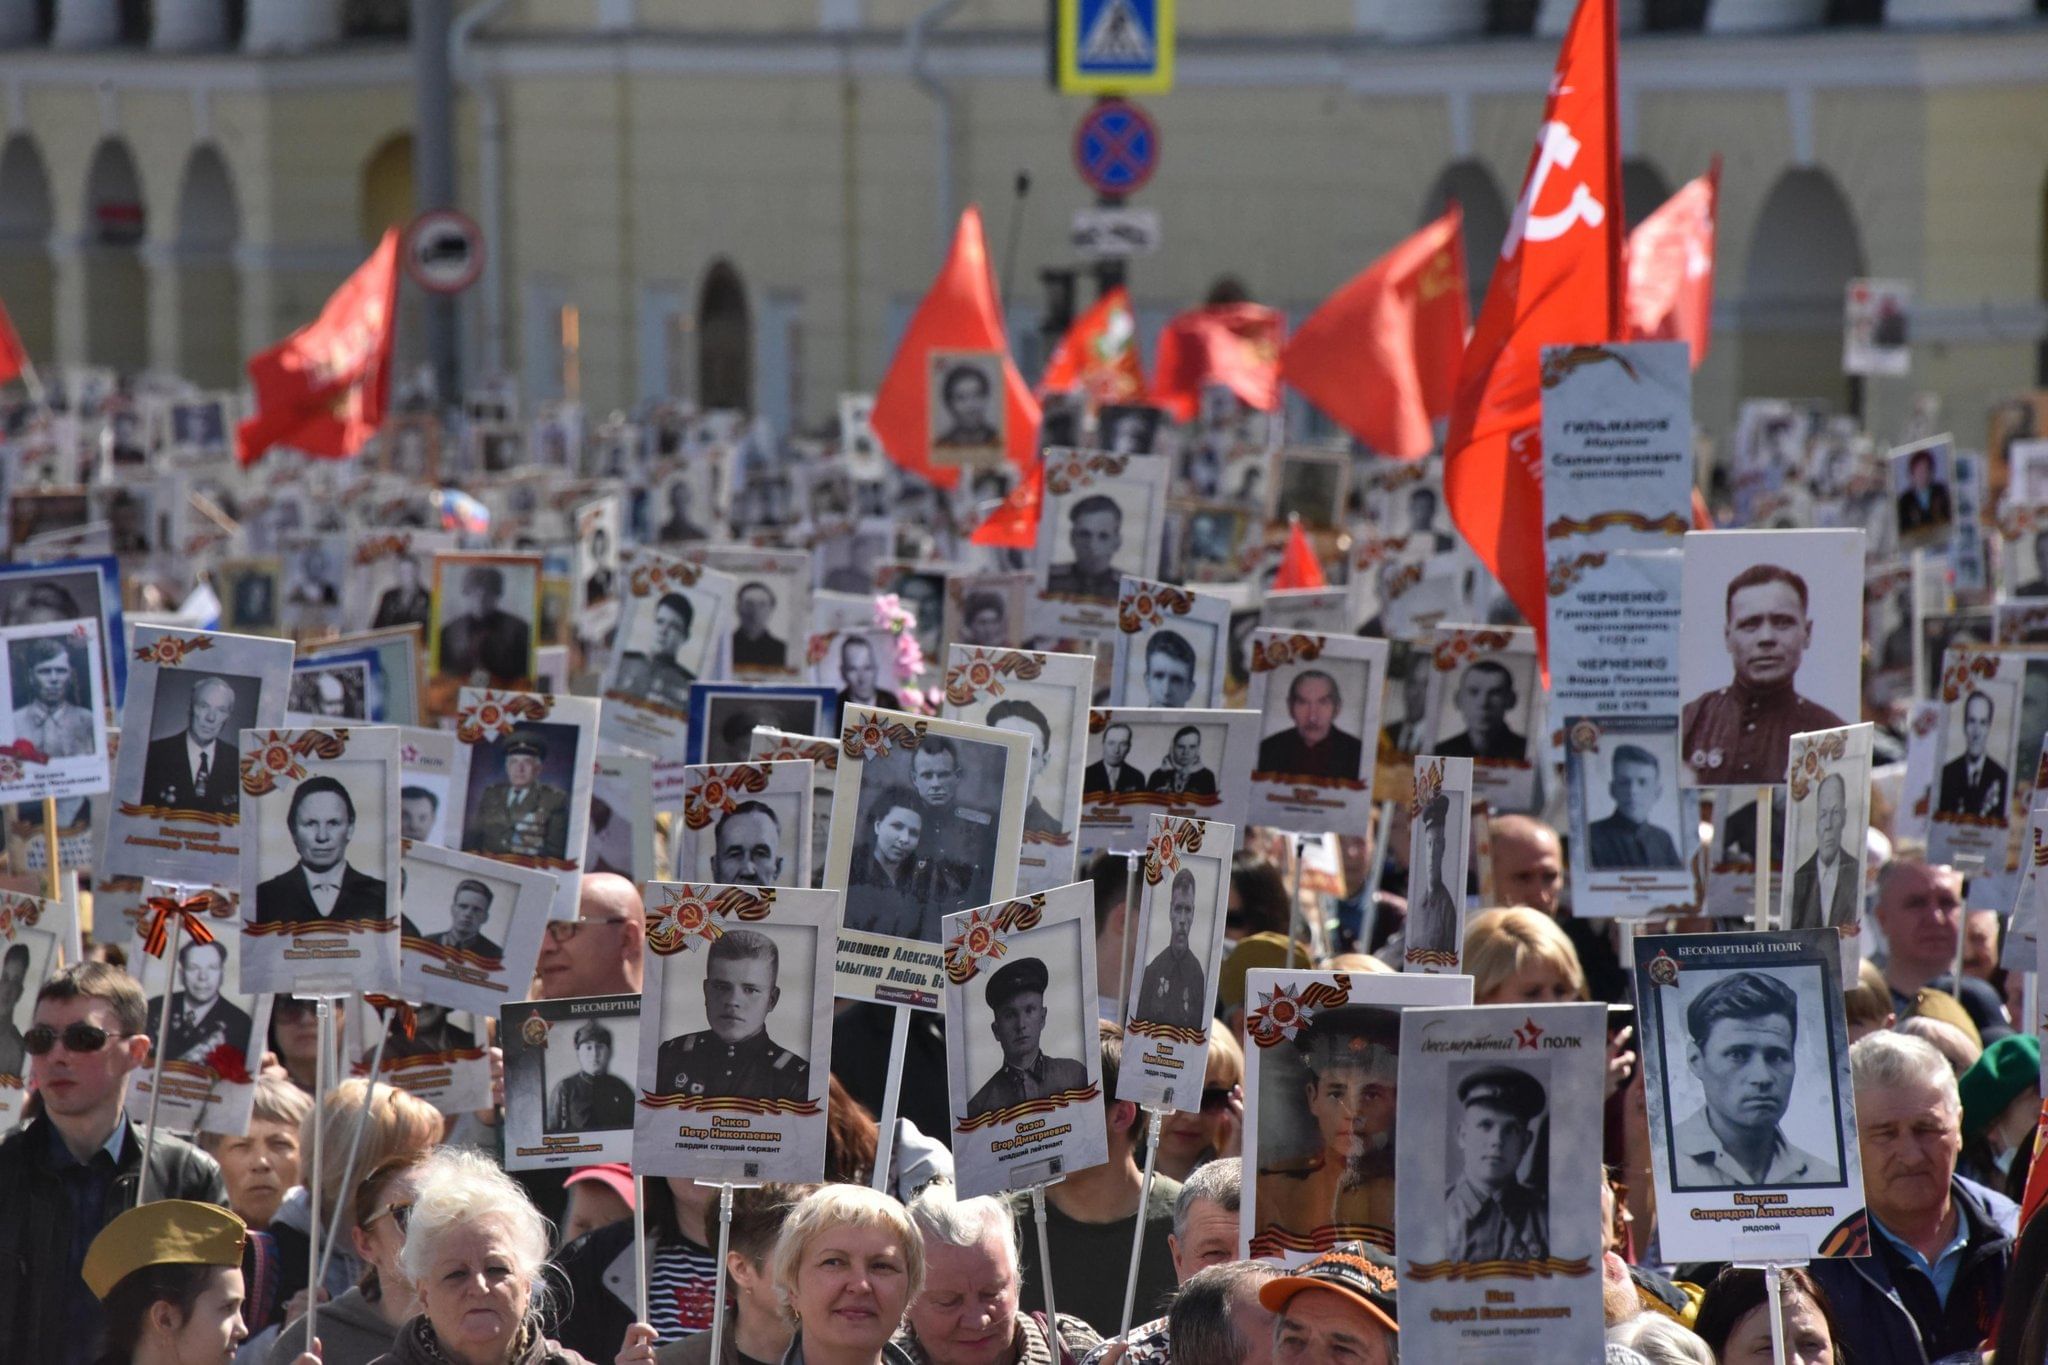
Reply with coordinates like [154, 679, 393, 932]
[1959, 1033, 2039, 1140]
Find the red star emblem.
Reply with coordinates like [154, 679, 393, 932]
[1513, 1018, 1545, 1051]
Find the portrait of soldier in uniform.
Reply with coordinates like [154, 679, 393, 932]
[708, 800, 785, 887]
[1437, 662, 1527, 762]
[1255, 1005, 1399, 1243]
[140, 674, 244, 816]
[1046, 495, 1124, 604]
[254, 774, 389, 925]
[426, 878, 504, 961]
[9, 636, 95, 758]
[1084, 722, 1145, 795]
[546, 1019, 635, 1133]
[1257, 669, 1363, 780]
[1146, 726, 1217, 796]
[985, 699, 1062, 836]
[1671, 971, 1838, 1189]
[965, 956, 1089, 1119]
[613, 592, 699, 711]
[1937, 690, 2009, 819]
[1588, 745, 1683, 871]
[1682, 564, 1847, 786]
[731, 582, 790, 671]
[438, 564, 533, 683]
[911, 737, 996, 905]
[1445, 1066, 1548, 1262]
[144, 938, 253, 1066]
[654, 928, 810, 1103]
[380, 1001, 476, 1062]
[1789, 773, 1858, 929]
[1408, 794, 1459, 959]
[463, 732, 571, 862]
[1132, 869, 1209, 1033]
[1142, 630, 1199, 708]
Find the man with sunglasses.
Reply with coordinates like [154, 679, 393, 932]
[0, 962, 227, 1365]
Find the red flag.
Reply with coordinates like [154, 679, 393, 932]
[236, 229, 400, 467]
[1625, 158, 1720, 370]
[1690, 486, 1713, 531]
[871, 207, 1040, 490]
[1443, 0, 1623, 664]
[1280, 207, 1469, 458]
[0, 299, 27, 388]
[1151, 302, 1285, 422]
[970, 459, 1042, 549]
[1040, 286, 1146, 405]
[1273, 521, 1328, 590]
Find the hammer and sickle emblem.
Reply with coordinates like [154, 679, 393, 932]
[1502, 121, 1606, 258]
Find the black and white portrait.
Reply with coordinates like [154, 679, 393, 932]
[1442, 1062, 1550, 1261]
[928, 350, 1007, 467]
[432, 556, 540, 686]
[1431, 656, 1535, 764]
[287, 662, 369, 722]
[400, 841, 554, 1013]
[1404, 778, 1468, 968]
[1784, 727, 1872, 934]
[546, 1016, 636, 1135]
[218, 560, 282, 634]
[842, 734, 1008, 940]
[944, 575, 1032, 652]
[282, 537, 345, 612]
[613, 585, 716, 713]
[1099, 404, 1163, 456]
[693, 688, 832, 767]
[1272, 452, 1349, 530]
[1584, 734, 1686, 872]
[1254, 654, 1371, 784]
[141, 671, 260, 816]
[1935, 676, 2018, 821]
[6, 631, 99, 760]
[819, 630, 904, 713]
[963, 943, 1090, 1121]
[672, 762, 813, 889]
[144, 936, 254, 1066]
[252, 766, 392, 928]
[651, 924, 816, 1103]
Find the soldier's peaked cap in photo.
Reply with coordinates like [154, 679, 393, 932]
[1457, 1064, 1546, 1121]
[505, 733, 547, 759]
[1294, 1004, 1398, 1081]
[985, 955, 1050, 1009]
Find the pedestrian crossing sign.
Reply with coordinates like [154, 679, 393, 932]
[1056, 0, 1174, 95]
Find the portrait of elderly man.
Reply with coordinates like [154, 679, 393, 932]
[254, 773, 390, 925]
[1588, 744, 1683, 870]
[731, 581, 789, 670]
[1682, 563, 1848, 786]
[655, 927, 810, 1102]
[1256, 1006, 1400, 1242]
[1446, 1066, 1548, 1262]
[1257, 669, 1363, 779]
[9, 637, 94, 757]
[965, 956, 1089, 1118]
[464, 732, 572, 862]
[1147, 725, 1217, 796]
[437, 562, 532, 682]
[985, 698, 1062, 835]
[708, 799, 785, 887]
[140, 673, 242, 815]
[1672, 970, 1839, 1189]
[426, 877, 504, 960]
[613, 591, 699, 710]
[1142, 630, 1200, 708]
[1084, 721, 1145, 794]
[1047, 494, 1125, 604]
[1936, 689, 2009, 819]
[546, 1018, 636, 1132]
[934, 361, 1002, 450]
[290, 668, 355, 719]
[143, 937, 253, 1065]
[834, 635, 902, 712]
[1437, 660, 1527, 761]
[1134, 869, 1209, 1033]
[1790, 772, 1859, 929]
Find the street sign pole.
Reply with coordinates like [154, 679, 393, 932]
[413, 0, 461, 408]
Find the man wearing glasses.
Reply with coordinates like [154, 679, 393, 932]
[0, 962, 227, 1365]
[535, 872, 646, 999]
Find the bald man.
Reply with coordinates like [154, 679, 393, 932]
[1489, 815, 1563, 919]
[536, 872, 645, 999]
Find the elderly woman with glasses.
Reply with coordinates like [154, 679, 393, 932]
[771, 1185, 923, 1365]
[265, 1155, 427, 1365]
[366, 1147, 592, 1365]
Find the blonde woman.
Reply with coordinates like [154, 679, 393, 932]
[771, 1185, 924, 1365]
[1465, 908, 1634, 1096]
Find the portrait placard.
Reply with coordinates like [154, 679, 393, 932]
[0, 893, 67, 1132]
[1679, 530, 1864, 788]
[942, 883, 1109, 1196]
[346, 530, 457, 635]
[1111, 577, 1229, 710]
[238, 726, 401, 997]
[278, 534, 349, 637]
[398, 725, 456, 848]
[1395, 1002, 1608, 1365]
[944, 572, 1033, 652]
[400, 839, 553, 1015]
[1258, 588, 1352, 637]
[1844, 277, 1912, 378]
[1547, 549, 1684, 720]
[1539, 337, 1692, 533]
[928, 349, 1007, 470]
[1030, 450, 1170, 641]
[1405, 756, 1474, 973]
[1422, 626, 1539, 814]
[573, 495, 623, 641]
[105, 627, 294, 889]
[499, 993, 641, 1170]
[1632, 930, 1865, 1263]
[586, 744, 654, 884]
[1078, 707, 1257, 853]
[1118, 815, 1233, 1112]
[1704, 787, 1786, 921]
[682, 546, 813, 682]
[304, 628, 424, 728]
[350, 1001, 494, 1116]
[1564, 715, 1699, 919]
[634, 882, 838, 1183]
[125, 890, 271, 1138]
[1241, 968, 1473, 1264]
[0, 618, 109, 803]
[216, 559, 284, 637]
[671, 761, 816, 890]
[1247, 631, 1386, 834]
[287, 654, 375, 725]
[1175, 502, 1255, 585]
[686, 683, 839, 767]
[1780, 724, 1873, 964]
[1270, 450, 1350, 531]
[810, 627, 908, 713]
[445, 689, 601, 922]
[943, 648, 1094, 896]
[748, 729, 839, 891]
[427, 553, 542, 710]
[824, 707, 1033, 1010]
[1890, 436, 1956, 553]
[1926, 645, 2030, 877]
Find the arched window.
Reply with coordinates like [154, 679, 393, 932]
[83, 138, 148, 374]
[1740, 167, 1865, 412]
[1622, 159, 1673, 234]
[697, 260, 753, 412]
[175, 146, 241, 387]
[1421, 161, 1510, 313]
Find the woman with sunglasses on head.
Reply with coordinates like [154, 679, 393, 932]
[265, 1155, 428, 1365]
[0, 962, 229, 1365]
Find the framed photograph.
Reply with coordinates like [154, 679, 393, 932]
[1111, 578, 1229, 710]
[446, 690, 599, 922]
[1258, 588, 1352, 637]
[1246, 630, 1387, 834]
[0, 618, 109, 804]
[278, 534, 348, 635]
[1703, 787, 1786, 921]
[1173, 502, 1254, 585]
[748, 729, 839, 891]
[1098, 403, 1164, 457]
[1862, 560, 1915, 709]
[1079, 707, 1258, 853]
[1117, 815, 1233, 1112]
[398, 724, 456, 847]
[1780, 724, 1873, 961]
[1633, 930, 1865, 1263]
[1031, 451, 1171, 637]
[573, 496, 623, 642]
[125, 891, 272, 1139]
[586, 744, 654, 885]
[928, 349, 1007, 469]
[287, 657, 373, 724]
[104, 628, 293, 889]
[380, 413, 442, 482]
[1927, 646, 2025, 873]
[944, 573, 1033, 652]
[873, 564, 949, 668]
[498, 992, 641, 1170]
[1844, 277, 1911, 378]
[943, 648, 1094, 896]
[350, 1001, 493, 1116]
[167, 395, 232, 458]
[0, 894, 67, 1131]
[304, 629, 424, 729]
[1919, 608, 1994, 700]
[428, 552, 543, 708]
[1679, 530, 1864, 788]
[1997, 602, 2048, 647]
[215, 559, 284, 637]
[346, 530, 456, 636]
[1394, 1002, 1608, 1365]
[824, 706, 1033, 1010]
[1271, 450, 1350, 531]
[651, 461, 720, 547]
[634, 882, 837, 1182]
[600, 550, 738, 755]
[1564, 716, 1700, 920]
[1890, 436, 1955, 553]
[0, 555, 126, 709]
[942, 883, 1108, 1196]
[810, 627, 907, 713]
[671, 760, 816, 890]
[1242, 968, 1472, 1264]
[687, 683, 837, 767]
[1423, 625, 1539, 814]
[400, 839, 555, 1015]
[1405, 757, 1473, 973]
[683, 547, 813, 682]
[238, 725, 401, 997]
